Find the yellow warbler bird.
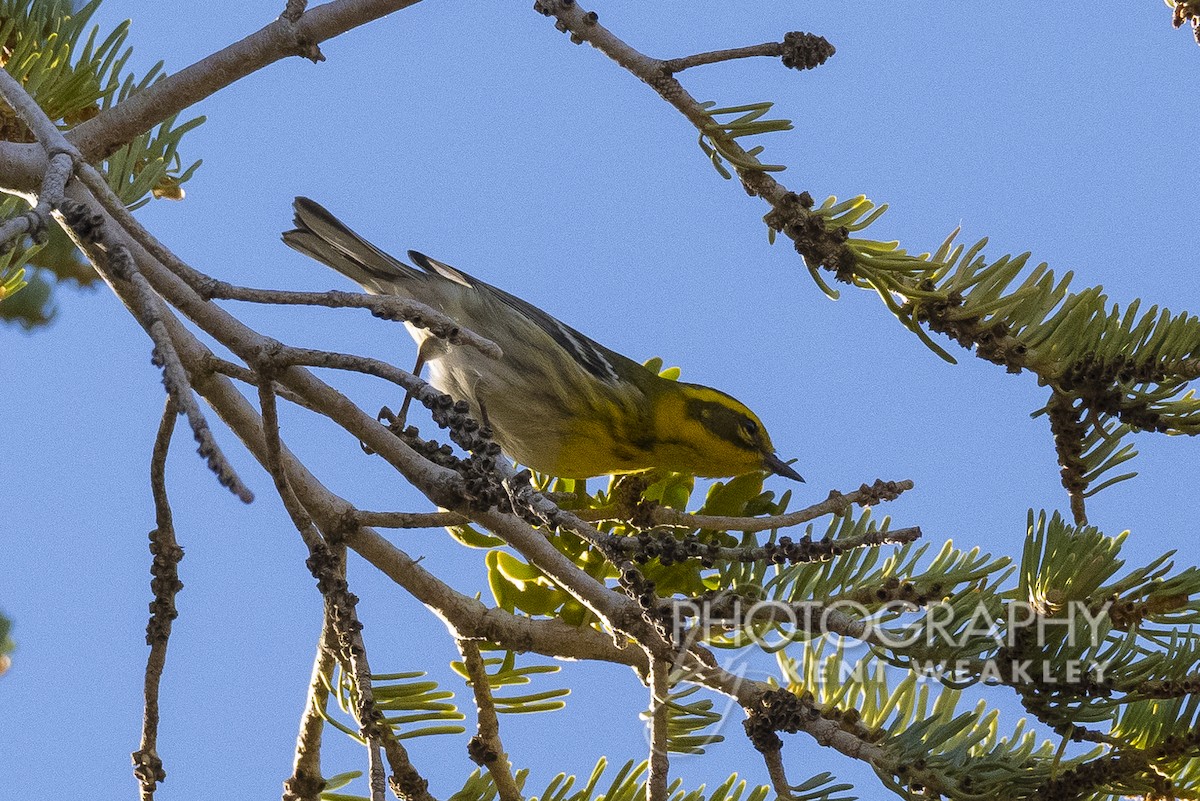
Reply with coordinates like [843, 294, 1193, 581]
[283, 197, 802, 482]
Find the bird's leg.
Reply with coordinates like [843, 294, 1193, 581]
[476, 396, 492, 431]
[368, 352, 427, 454]
[395, 352, 427, 428]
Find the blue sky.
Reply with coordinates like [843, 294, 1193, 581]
[3, 2, 1199, 799]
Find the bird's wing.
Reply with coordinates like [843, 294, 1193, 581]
[408, 249, 627, 384]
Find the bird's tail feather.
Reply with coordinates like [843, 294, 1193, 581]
[282, 197, 421, 291]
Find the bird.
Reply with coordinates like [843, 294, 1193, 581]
[282, 197, 802, 483]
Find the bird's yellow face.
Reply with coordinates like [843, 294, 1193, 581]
[650, 383, 803, 481]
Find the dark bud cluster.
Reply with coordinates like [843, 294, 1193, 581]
[1033, 749, 1160, 801]
[913, 293, 1027, 373]
[533, 0, 591, 44]
[846, 574, 943, 608]
[390, 762, 431, 801]
[145, 528, 184, 644]
[742, 687, 820, 752]
[614, 528, 724, 569]
[305, 544, 350, 601]
[971, 321, 1026, 373]
[1060, 352, 1166, 393]
[282, 773, 326, 801]
[744, 687, 884, 756]
[131, 748, 167, 789]
[854, 478, 913, 506]
[386, 391, 518, 514]
[764, 533, 835, 564]
[779, 32, 835, 71]
[430, 399, 508, 513]
[1136, 675, 1200, 699]
[59, 199, 105, 245]
[466, 734, 498, 766]
[1109, 590, 1189, 630]
[990, 650, 1114, 727]
[1045, 395, 1088, 497]
[608, 527, 872, 569]
[394, 423, 464, 471]
[763, 191, 857, 282]
[1059, 353, 1173, 434]
[602, 546, 674, 640]
[617, 562, 659, 612]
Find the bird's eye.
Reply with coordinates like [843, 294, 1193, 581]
[740, 419, 758, 438]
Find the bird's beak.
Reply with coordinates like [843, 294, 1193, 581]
[763, 452, 805, 483]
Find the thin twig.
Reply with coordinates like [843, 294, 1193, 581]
[284, 618, 338, 801]
[75, 162, 228, 293]
[131, 401, 183, 801]
[70, 176, 465, 508]
[609, 524, 922, 571]
[646, 659, 671, 801]
[257, 377, 322, 547]
[651, 480, 915, 534]
[59, 191, 257, 507]
[343, 524, 647, 670]
[683, 655, 887, 764]
[79, 160, 492, 370]
[202, 280, 501, 358]
[662, 42, 783, 73]
[202, 354, 320, 412]
[357, 510, 468, 528]
[761, 747, 793, 801]
[458, 641, 523, 801]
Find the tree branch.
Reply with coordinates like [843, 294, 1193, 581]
[67, 0, 425, 163]
[131, 401, 183, 801]
[646, 659, 670, 801]
[458, 641, 523, 801]
[284, 619, 338, 801]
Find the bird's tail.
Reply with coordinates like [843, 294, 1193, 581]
[282, 197, 422, 293]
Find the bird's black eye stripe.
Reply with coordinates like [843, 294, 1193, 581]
[685, 398, 760, 451]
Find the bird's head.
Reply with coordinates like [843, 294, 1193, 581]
[652, 382, 804, 482]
